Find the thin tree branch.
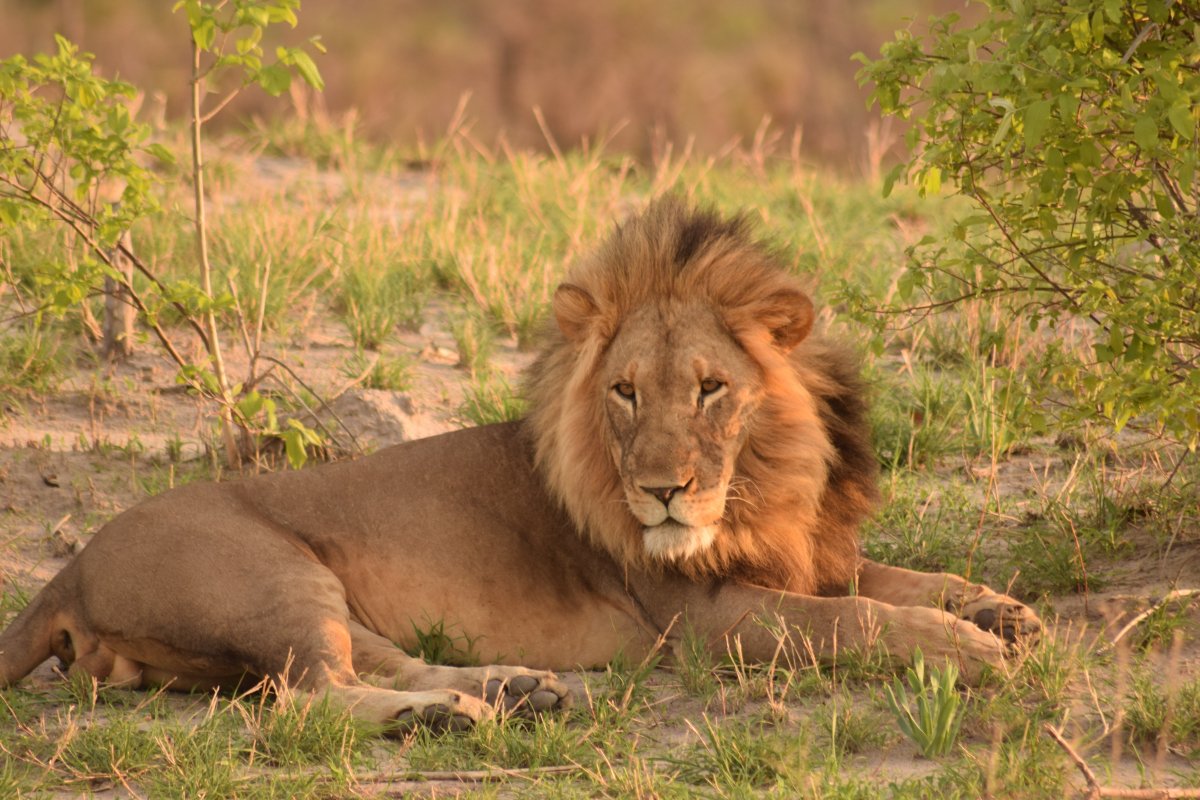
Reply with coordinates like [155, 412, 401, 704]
[1045, 723, 1200, 799]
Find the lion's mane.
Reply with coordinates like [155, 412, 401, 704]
[524, 199, 879, 595]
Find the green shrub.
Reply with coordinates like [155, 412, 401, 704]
[858, 0, 1200, 449]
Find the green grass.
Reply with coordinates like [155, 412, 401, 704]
[404, 616, 481, 667]
[337, 264, 430, 350]
[406, 713, 601, 772]
[0, 323, 66, 402]
[0, 684, 372, 798]
[862, 472, 978, 576]
[665, 715, 806, 789]
[821, 701, 890, 757]
[339, 350, 413, 392]
[1125, 669, 1200, 757]
[458, 370, 526, 425]
[449, 305, 499, 377]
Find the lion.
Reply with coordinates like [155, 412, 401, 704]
[0, 199, 1040, 733]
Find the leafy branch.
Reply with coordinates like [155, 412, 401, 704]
[857, 0, 1200, 449]
[0, 3, 327, 468]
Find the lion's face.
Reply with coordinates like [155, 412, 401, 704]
[527, 200, 852, 588]
[599, 304, 763, 562]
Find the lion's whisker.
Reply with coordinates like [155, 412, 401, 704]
[725, 477, 765, 512]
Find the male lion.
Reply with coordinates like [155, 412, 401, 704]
[0, 199, 1040, 733]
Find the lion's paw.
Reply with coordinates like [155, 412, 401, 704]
[944, 616, 1009, 685]
[388, 690, 491, 736]
[956, 591, 1041, 644]
[901, 606, 1007, 686]
[483, 668, 571, 716]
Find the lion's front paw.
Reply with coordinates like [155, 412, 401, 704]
[944, 616, 1009, 685]
[903, 606, 1007, 685]
[482, 668, 571, 716]
[388, 690, 492, 736]
[957, 592, 1041, 644]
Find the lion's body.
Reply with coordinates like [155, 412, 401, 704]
[9, 424, 649, 676]
[0, 200, 1039, 732]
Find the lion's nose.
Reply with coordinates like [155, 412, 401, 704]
[640, 480, 692, 507]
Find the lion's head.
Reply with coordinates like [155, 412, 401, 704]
[525, 199, 877, 595]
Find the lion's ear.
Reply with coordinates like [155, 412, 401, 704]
[759, 288, 814, 352]
[553, 283, 599, 343]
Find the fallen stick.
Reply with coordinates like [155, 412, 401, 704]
[354, 764, 584, 784]
[1044, 724, 1200, 799]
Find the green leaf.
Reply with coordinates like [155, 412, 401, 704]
[1023, 99, 1052, 148]
[1069, 13, 1091, 51]
[881, 163, 904, 198]
[290, 50, 323, 91]
[236, 391, 265, 419]
[256, 63, 291, 96]
[1133, 115, 1158, 150]
[1167, 105, 1194, 140]
[0, 199, 24, 227]
[144, 142, 176, 164]
[1154, 192, 1176, 218]
[237, 27, 263, 55]
[192, 17, 215, 51]
[922, 166, 942, 196]
[1022, 99, 1051, 149]
[282, 428, 307, 469]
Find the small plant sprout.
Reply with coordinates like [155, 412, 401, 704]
[885, 648, 965, 758]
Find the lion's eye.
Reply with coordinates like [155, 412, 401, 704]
[699, 378, 723, 396]
[614, 382, 636, 401]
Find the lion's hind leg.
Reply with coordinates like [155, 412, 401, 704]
[63, 520, 491, 736]
[855, 559, 1041, 642]
[348, 621, 569, 716]
[218, 585, 494, 736]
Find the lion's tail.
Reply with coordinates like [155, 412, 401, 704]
[0, 570, 70, 687]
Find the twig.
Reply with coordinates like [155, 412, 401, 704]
[198, 86, 243, 125]
[1108, 590, 1200, 650]
[358, 764, 583, 784]
[6, 164, 214, 353]
[1045, 723, 1200, 799]
[257, 354, 364, 455]
[0, 257, 31, 315]
[325, 351, 379, 404]
[1121, 0, 1175, 64]
[1045, 724, 1101, 798]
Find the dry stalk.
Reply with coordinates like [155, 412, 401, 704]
[190, 37, 239, 466]
[1044, 724, 1200, 800]
[354, 764, 583, 785]
[258, 354, 363, 456]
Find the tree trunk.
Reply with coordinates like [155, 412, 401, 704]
[101, 226, 135, 360]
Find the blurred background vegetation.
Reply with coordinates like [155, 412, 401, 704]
[0, 0, 967, 166]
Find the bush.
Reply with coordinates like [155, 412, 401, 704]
[858, 0, 1200, 448]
